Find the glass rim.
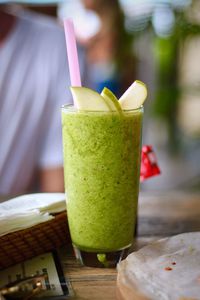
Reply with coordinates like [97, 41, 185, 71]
[61, 104, 144, 113]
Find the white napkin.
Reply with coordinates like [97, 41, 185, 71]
[0, 193, 67, 237]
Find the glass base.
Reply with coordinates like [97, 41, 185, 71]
[73, 245, 130, 268]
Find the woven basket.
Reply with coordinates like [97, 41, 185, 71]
[0, 212, 70, 270]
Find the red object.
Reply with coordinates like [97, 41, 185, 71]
[164, 267, 173, 271]
[140, 145, 161, 182]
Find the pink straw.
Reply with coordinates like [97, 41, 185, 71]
[63, 19, 82, 87]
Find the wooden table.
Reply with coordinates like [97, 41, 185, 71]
[60, 191, 200, 300]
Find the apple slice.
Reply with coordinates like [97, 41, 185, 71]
[101, 87, 122, 114]
[70, 86, 110, 111]
[119, 80, 147, 110]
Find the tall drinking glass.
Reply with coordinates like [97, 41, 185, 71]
[62, 105, 143, 267]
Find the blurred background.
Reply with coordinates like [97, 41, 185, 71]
[1, 0, 200, 192]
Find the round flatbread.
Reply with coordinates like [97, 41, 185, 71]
[117, 232, 200, 300]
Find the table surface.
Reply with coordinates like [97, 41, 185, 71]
[60, 191, 200, 300]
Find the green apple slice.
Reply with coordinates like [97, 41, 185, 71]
[70, 86, 110, 111]
[119, 80, 147, 110]
[101, 87, 123, 114]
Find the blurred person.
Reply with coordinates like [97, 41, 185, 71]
[0, 4, 88, 195]
[80, 0, 135, 97]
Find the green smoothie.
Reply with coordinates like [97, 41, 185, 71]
[62, 106, 143, 253]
